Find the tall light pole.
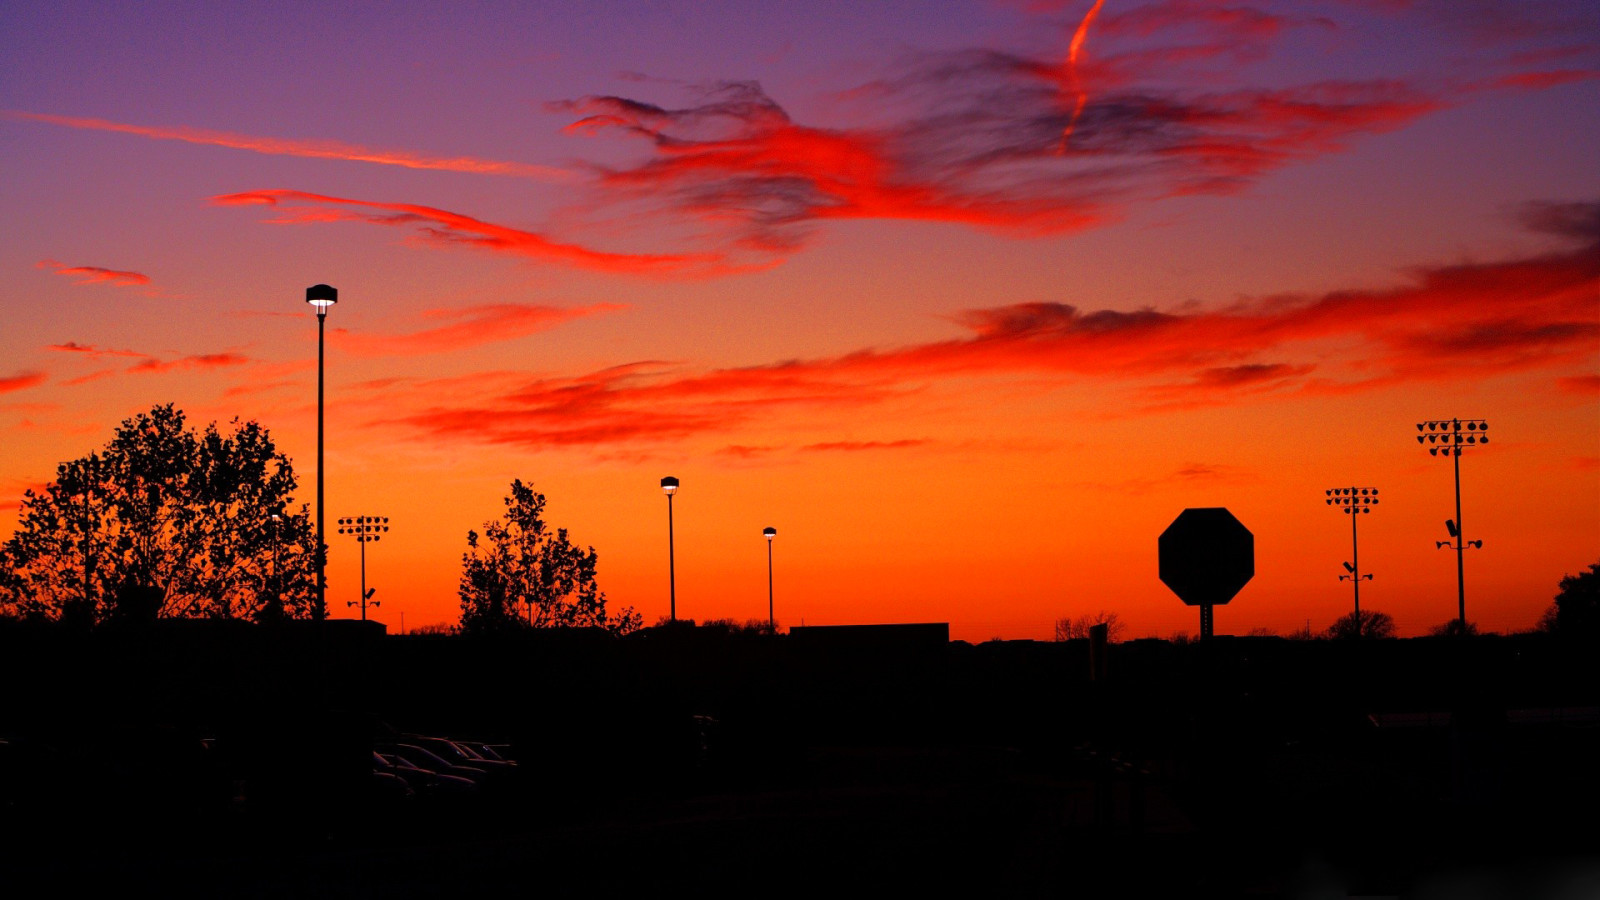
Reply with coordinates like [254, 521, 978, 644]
[1324, 487, 1377, 637]
[306, 283, 337, 620]
[763, 526, 776, 633]
[661, 477, 679, 622]
[337, 515, 388, 620]
[1415, 418, 1488, 630]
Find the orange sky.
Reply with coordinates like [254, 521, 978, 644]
[2, 1, 1597, 639]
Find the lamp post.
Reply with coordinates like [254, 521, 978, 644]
[661, 477, 679, 622]
[306, 283, 337, 620]
[763, 526, 776, 633]
[1324, 487, 1377, 637]
[337, 515, 389, 621]
[1415, 418, 1488, 630]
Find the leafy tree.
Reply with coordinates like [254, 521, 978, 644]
[458, 480, 640, 635]
[1551, 560, 1600, 639]
[1054, 610, 1125, 642]
[1428, 619, 1480, 638]
[1326, 609, 1395, 640]
[0, 404, 317, 625]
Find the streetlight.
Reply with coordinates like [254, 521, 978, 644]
[1414, 417, 1489, 630]
[763, 526, 777, 633]
[1324, 487, 1377, 638]
[306, 283, 337, 620]
[337, 515, 389, 621]
[661, 476, 679, 622]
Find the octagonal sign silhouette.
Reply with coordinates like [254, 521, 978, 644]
[1159, 507, 1254, 607]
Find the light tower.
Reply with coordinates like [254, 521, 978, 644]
[1324, 487, 1377, 637]
[337, 515, 389, 621]
[1414, 418, 1488, 630]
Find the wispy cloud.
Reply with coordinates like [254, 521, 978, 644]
[49, 341, 146, 359]
[128, 353, 251, 375]
[0, 371, 46, 394]
[38, 259, 150, 287]
[213, 189, 743, 277]
[331, 302, 626, 356]
[366, 201, 1598, 448]
[534, 2, 1589, 264]
[3, 110, 574, 181]
[50, 342, 252, 381]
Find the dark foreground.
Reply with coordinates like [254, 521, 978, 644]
[2, 621, 1597, 897]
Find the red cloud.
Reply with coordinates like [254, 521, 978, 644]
[4, 110, 572, 181]
[212, 189, 744, 277]
[1559, 374, 1600, 395]
[531, 1, 1588, 265]
[49, 342, 145, 359]
[0, 371, 46, 394]
[38, 259, 150, 287]
[128, 353, 251, 375]
[373, 203, 1598, 448]
[332, 302, 625, 356]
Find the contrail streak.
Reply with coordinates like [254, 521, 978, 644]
[1059, 0, 1107, 153]
[2, 110, 574, 181]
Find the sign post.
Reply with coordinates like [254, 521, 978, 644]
[1158, 508, 1255, 639]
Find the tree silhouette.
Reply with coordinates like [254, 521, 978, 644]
[1551, 559, 1599, 639]
[1326, 609, 1395, 640]
[1428, 619, 1480, 638]
[0, 404, 317, 625]
[458, 480, 640, 635]
[1054, 610, 1125, 642]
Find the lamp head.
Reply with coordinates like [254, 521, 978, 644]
[660, 476, 679, 495]
[306, 283, 338, 315]
[763, 526, 776, 540]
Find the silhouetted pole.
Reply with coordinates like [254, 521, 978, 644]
[661, 476, 679, 621]
[338, 515, 388, 620]
[1325, 487, 1377, 637]
[1416, 418, 1488, 629]
[306, 284, 338, 620]
[270, 512, 282, 614]
[763, 526, 776, 632]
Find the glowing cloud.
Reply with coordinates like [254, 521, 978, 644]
[127, 353, 251, 375]
[3, 110, 573, 181]
[212, 189, 734, 276]
[1059, 0, 1107, 150]
[332, 302, 626, 356]
[38, 259, 150, 287]
[371, 204, 1599, 448]
[0, 372, 46, 394]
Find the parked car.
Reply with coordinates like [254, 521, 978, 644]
[400, 735, 516, 777]
[372, 751, 477, 797]
[383, 743, 492, 788]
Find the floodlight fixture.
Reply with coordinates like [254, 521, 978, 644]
[337, 513, 391, 621]
[1324, 485, 1379, 636]
[1414, 417, 1489, 629]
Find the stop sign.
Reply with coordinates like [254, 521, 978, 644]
[1159, 507, 1254, 606]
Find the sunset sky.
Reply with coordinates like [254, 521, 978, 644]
[2, 0, 1596, 640]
